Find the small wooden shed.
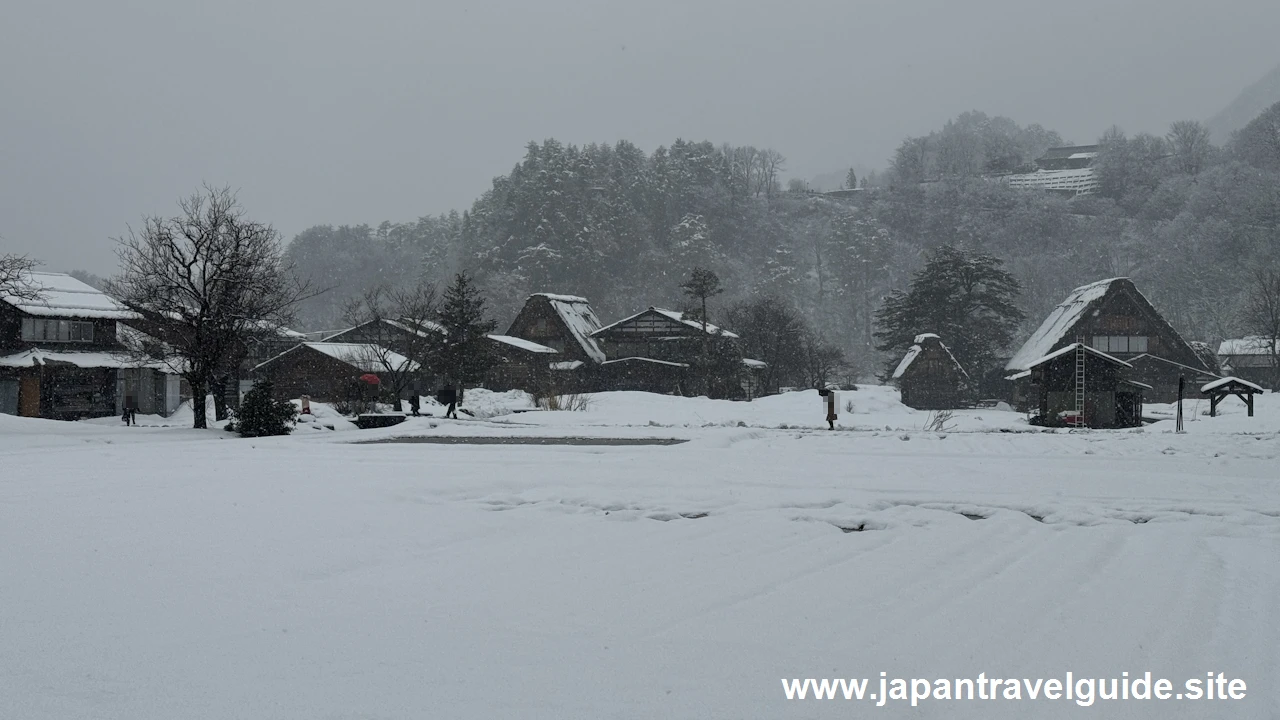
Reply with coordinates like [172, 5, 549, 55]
[1025, 343, 1146, 428]
[891, 334, 970, 410]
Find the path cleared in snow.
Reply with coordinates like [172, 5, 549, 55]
[2, 387, 1278, 719]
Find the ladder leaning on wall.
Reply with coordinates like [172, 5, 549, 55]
[1074, 337, 1086, 425]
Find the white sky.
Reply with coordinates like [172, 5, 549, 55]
[2, 0, 1279, 274]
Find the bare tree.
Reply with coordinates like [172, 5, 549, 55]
[340, 283, 440, 406]
[0, 254, 39, 301]
[1167, 120, 1213, 175]
[106, 185, 310, 429]
[756, 149, 786, 198]
[1242, 266, 1280, 388]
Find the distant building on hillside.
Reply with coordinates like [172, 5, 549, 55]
[890, 333, 971, 410]
[1003, 144, 1100, 196]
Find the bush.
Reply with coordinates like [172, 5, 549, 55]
[230, 381, 299, 437]
[536, 393, 592, 412]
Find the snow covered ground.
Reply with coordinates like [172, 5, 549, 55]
[2, 386, 1279, 718]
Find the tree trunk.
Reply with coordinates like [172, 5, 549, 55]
[212, 377, 229, 422]
[190, 379, 208, 429]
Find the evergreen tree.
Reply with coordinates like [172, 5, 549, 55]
[873, 245, 1024, 380]
[845, 167, 857, 189]
[231, 381, 299, 437]
[431, 272, 498, 386]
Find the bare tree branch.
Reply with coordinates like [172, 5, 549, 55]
[104, 185, 312, 428]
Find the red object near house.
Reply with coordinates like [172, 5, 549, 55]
[359, 373, 381, 385]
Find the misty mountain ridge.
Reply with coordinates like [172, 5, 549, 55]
[1207, 61, 1280, 144]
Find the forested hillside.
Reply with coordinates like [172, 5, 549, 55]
[285, 105, 1280, 379]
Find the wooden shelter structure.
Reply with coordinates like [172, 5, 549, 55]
[1200, 377, 1264, 417]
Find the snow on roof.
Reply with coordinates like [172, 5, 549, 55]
[489, 334, 558, 354]
[0, 348, 171, 370]
[742, 358, 767, 368]
[1025, 342, 1132, 370]
[256, 342, 418, 373]
[1121, 379, 1155, 391]
[1218, 337, 1279, 356]
[891, 345, 923, 380]
[303, 342, 418, 372]
[596, 307, 739, 340]
[383, 318, 445, 337]
[530, 293, 589, 303]
[541, 295, 605, 363]
[599, 356, 690, 368]
[1201, 376, 1264, 393]
[549, 360, 585, 371]
[651, 309, 740, 338]
[1, 272, 135, 320]
[1006, 278, 1123, 371]
[892, 335, 969, 381]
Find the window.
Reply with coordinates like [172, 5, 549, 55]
[20, 318, 94, 343]
[1091, 335, 1146, 354]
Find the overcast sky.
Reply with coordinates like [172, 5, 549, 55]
[3, 0, 1278, 275]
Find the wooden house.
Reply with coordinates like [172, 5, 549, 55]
[891, 333, 971, 409]
[1217, 337, 1278, 390]
[591, 307, 742, 395]
[1022, 343, 1148, 428]
[0, 272, 181, 420]
[505, 294, 605, 366]
[252, 342, 417, 403]
[1006, 278, 1213, 403]
[485, 334, 559, 392]
[591, 307, 739, 363]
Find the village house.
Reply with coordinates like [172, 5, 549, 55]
[1006, 278, 1216, 404]
[505, 294, 605, 364]
[891, 333, 971, 410]
[503, 293, 605, 391]
[591, 307, 743, 395]
[1217, 336, 1279, 390]
[1016, 343, 1148, 428]
[485, 334, 559, 392]
[0, 272, 181, 419]
[251, 341, 417, 404]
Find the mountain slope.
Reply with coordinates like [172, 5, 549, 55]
[1207, 62, 1280, 144]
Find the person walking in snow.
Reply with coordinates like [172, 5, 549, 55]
[438, 384, 458, 419]
[819, 385, 837, 430]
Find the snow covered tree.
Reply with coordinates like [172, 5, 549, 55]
[1166, 120, 1214, 176]
[874, 245, 1023, 380]
[231, 380, 298, 437]
[107, 186, 309, 429]
[845, 168, 857, 190]
[429, 272, 497, 388]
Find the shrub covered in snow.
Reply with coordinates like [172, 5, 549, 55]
[230, 381, 299, 437]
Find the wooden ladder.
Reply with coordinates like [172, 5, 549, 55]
[1074, 338, 1086, 424]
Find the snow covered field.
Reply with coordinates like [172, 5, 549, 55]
[2, 387, 1279, 718]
